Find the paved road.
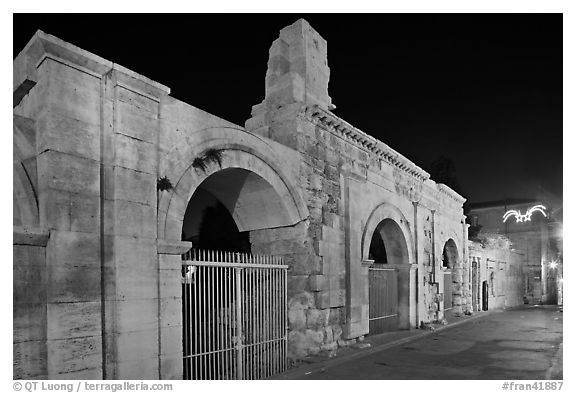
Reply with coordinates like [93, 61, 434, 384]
[297, 305, 563, 380]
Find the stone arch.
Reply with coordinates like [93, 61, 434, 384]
[362, 203, 415, 331]
[442, 238, 459, 269]
[158, 131, 308, 241]
[361, 203, 414, 264]
[13, 120, 38, 227]
[441, 237, 463, 316]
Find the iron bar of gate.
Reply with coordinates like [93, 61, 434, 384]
[182, 249, 287, 380]
[368, 266, 398, 334]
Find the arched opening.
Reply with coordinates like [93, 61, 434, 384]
[182, 187, 250, 253]
[181, 167, 296, 380]
[182, 167, 297, 248]
[368, 218, 410, 334]
[442, 239, 460, 316]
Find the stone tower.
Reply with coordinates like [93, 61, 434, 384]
[246, 19, 335, 144]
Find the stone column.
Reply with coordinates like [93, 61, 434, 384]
[157, 240, 192, 380]
[343, 174, 368, 339]
[411, 202, 421, 326]
[395, 264, 412, 330]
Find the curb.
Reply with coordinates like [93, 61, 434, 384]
[545, 342, 563, 380]
[271, 311, 494, 379]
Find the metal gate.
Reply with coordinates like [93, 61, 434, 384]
[443, 270, 453, 312]
[182, 249, 288, 380]
[368, 265, 398, 334]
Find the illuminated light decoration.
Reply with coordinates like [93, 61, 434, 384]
[502, 205, 547, 223]
[549, 261, 558, 269]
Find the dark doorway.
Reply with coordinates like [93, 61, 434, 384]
[368, 218, 410, 334]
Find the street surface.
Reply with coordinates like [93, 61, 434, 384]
[296, 305, 562, 380]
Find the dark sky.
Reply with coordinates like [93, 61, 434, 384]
[13, 14, 563, 204]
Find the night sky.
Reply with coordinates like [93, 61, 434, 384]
[13, 14, 563, 205]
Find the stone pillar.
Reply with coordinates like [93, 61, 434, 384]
[13, 227, 50, 379]
[343, 174, 368, 339]
[409, 264, 418, 327]
[32, 50, 107, 380]
[14, 32, 172, 379]
[396, 264, 412, 330]
[411, 202, 421, 326]
[157, 241, 192, 380]
[246, 18, 334, 146]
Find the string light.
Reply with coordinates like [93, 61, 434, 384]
[503, 205, 547, 223]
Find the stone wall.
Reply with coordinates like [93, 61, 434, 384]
[469, 239, 526, 311]
[245, 19, 468, 358]
[14, 21, 469, 378]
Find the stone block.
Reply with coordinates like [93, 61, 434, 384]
[116, 266, 157, 300]
[70, 193, 100, 233]
[160, 325, 182, 357]
[47, 335, 102, 376]
[160, 297, 182, 328]
[328, 308, 343, 326]
[315, 291, 331, 309]
[13, 264, 46, 304]
[287, 275, 309, 296]
[332, 324, 343, 342]
[322, 211, 342, 229]
[13, 340, 47, 379]
[323, 325, 334, 343]
[13, 303, 46, 343]
[306, 308, 330, 328]
[53, 367, 102, 380]
[288, 291, 315, 311]
[116, 330, 158, 363]
[291, 253, 321, 275]
[117, 100, 158, 143]
[116, 299, 158, 333]
[113, 236, 157, 270]
[160, 269, 181, 299]
[159, 254, 182, 271]
[329, 289, 346, 308]
[113, 166, 156, 206]
[287, 328, 323, 359]
[288, 308, 306, 330]
[114, 200, 157, 238]
[163, 216, 183, 240]
[37, 151, 99, 196]
[47, 301, 101, 340]
[42, 61, 100, 125]
[118, 87, 159, 115]
[36, 110, 100, 161]
[38, 189, 71, 231]
[116, 357, 158, 380]
[114, 133, 156, 175]
[47, 266, 101, 303]
[324, 164, 339, 182]
[160, 355, 183, 380]
[308, 275, 327, 292]
[321, 216, 342, 238]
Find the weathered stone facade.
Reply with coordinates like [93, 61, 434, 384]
[468, 199, 561, 305]
[13, 20, 469, 379]
[468, 237, 526, 311]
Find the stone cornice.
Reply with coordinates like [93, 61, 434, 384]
[13, 226, 50, 246]
[157, 239, 192, 255]
[437, 183, 467, 205]
[14, 30, 170, 103]
[302, 105, 430, 181]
